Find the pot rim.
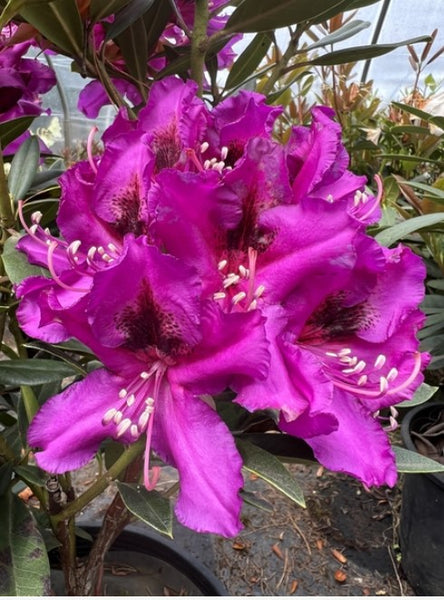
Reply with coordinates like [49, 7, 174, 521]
[76, 520, 227, 596]
[400, 401, 444, 488]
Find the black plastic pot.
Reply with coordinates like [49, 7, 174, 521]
[400, 402, 444, 596]
[50, 523, 227, 596]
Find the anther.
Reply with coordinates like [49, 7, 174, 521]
[379, 376, 389, 393]
[102, 408, 117, 425]
[118, 389, 127, 399]
[68, 240, 82, 255]
[326, 194, 334, 203]
[248, 299, 257, 310]
[138, 410, 151, 431]
[338, 348, 352, 356]
[200, 141, 209, 153]
[387, 367, 398, 382]
[223, 274, 240, 288]
[140, 371, 150, 379]
[232, 291, 246, 305]
[238, 265, 249, 278]
[29, 224, 38, 235]
[113, 410, 123, 425]
[221, 146, 228, 160]
[116, 418, 132, 437]
[145, 397, 155, 407]
[358, 375, 368, 386]
[374, 354, 386, 369]
[31, 211, 43, 223]
[87, 246, 97, 261]
[214, 161, 225, 173]
[204, 160, 211, 169]
[213, 292, 226, 300]
[218, 259, 228, 271]
[126, 394, 135, 407]
[254, 285, 266, 298]
[130, 424, 139, 438]
[108, 242, 118, 253]
[354, 360, 366, 373]
[326, 351, 338, 357]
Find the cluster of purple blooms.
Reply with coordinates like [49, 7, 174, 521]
[16, 76, 428, 537]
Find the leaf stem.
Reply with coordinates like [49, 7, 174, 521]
[51, 436, 146, 525]
[0, 144, 14, 232]
[190, 0, 209, 95]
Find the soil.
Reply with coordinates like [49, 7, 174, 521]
[77, 461, 414, 596]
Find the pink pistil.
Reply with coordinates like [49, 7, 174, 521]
[87, 127, 99, 175]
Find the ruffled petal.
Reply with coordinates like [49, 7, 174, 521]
[152, 380, 243, 536]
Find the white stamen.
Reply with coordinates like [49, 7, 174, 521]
[358, 375, 368, 386]
[218, 259, 228, 271]
[29, 224, 38, 235]
[326, 194, 334, 203]
[354, 191, 362, 206]
[379, 376, 389, 393]
[223, 274, 240, 288]
[204, 160, 211, 170]
[116, 418, 132, 437]
[130, 424, 139, 438]
[248, 299, 257, 310]
[140, 371, 150, 379]
[338, 348, 352, 356]
[200, 141, 209, 153]
[354, 360, 366, 374]
[232, 291, 246, 305]
[388, 415, 398, 430]
[213, 292, 226, 301]
[214, 161, 225, 172]
[126, 394, 135, 407]
[113, 410, 123, 425]
[374, 354, 386, 369]
[87, 246, 97, 261]
[102, 408, 117, 425]
[326, 351, 338, 357]
[138, 410, 151, 431]
[340, 356, 353, 364]
[68, 240, 82, 255]
[210, 157, 217, 165]
[31, 211, 43, 223]
[108, 242, 118, 253]
[387, 367, 398, 382]
[118, 388, 127, 399]
[221, 146, 228, 160]
[100, 252, 112, 262]
[254, 285, 266, 298]
[97, 246, 106, 256]
[145, 397, 155, 407]
[238, 265, 249, 278]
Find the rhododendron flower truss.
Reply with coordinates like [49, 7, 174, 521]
[27, 236, 269, 536]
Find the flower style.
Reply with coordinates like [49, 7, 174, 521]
[16, 76, 429, 535]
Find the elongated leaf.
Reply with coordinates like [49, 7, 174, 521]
[347, 0, 382, 7]
[115, 17, 148, 87]
[0, 463, 13, 496]
[143, 0, 172, 54]
[240, 489, 273, 512]
[377, 153, 444, 166]
[225, 31, 273, 90]
[0, 359, 78, 386]
[225, 0, 353, 33]
[375, 213, 444, 247]
[105, 0, 156, 41]
[236, 439, 305, 507]
[2, 236, 49, 285]
[89, 0, 133, 23]
[0, 0, 49, 28]
[394, 446, 444, 473]
[117, 482, 173, 537]
[0, 492, 51, 595]
[8, 136, 40, 202]
[0, 117, 34, 151]
[306, 19, 370, 50]
[308, 36, 432, 66]
[396, 383, 439, 408]
[20, 0, 84, 57]
[392, 101, 435, 123]
[398, 180, 444, 199]
[14, 465, 47, 487]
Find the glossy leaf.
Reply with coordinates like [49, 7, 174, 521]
[8, 136, 40, 202]
[0, 118, 34, 151]
[115, 17, 149, 88]
[0, 359, 78, 386]
[225, 31, 273, 90]
[14, 466, 47, 488]
[377, 153, 444, 167]
[240, 489, 273, 512]
[0, 463, 13, 496]
[19, 0, 84, 57]
[375, 213, 444, 247]
[105, 0, 156, 41]
[0, 0, 49, 28]
[307, 35, 432, 66]
[306, 19, 370, 50]
[117, 482, 173, 537]
[2, 236, 49, 285]
[89, 0, 133, 23]
[236, 439, 305, 507]
[142, 0, 173, 54]
[395, 383, 439, 408]
[225, 0, 353, 33]
[394, 446, 444, 473]
[0, 492, 51, 595]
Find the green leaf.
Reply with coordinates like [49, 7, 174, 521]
[8, 136, 40, 202]
[375, 213, 444, 247]
[396, 383, 439, 408]
[105, 0, 156, 41]
[308, 36, 432, 66]
[306, 19, 370, 50]
[2, 236, 50, 285]
[394, 446, 444, 473]
[0, 359, 78, 386]
[0, 117, 35, 151]
[142, 0, 173, 54]
[225, 0, 353, 33]
[14, 465, 46, 487]
[0, 463, 13, 496]
[115, 17, 148, 87]
[225, 31, 273, 90]
[236, 439, 305, 508]
[240, 489, 273, 512]
[398, 180, 444, 200]
[0, 0, 50, 28]
[0, 492, 51, 595]
[89, 0, 133, 23]
[117, 482, 173, 537]
[377, 153, 444, 166]
[20, 0, 84, 57]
